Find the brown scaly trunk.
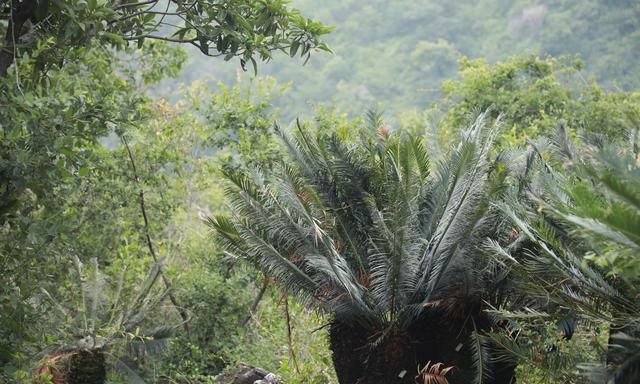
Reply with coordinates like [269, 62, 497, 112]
[0, 0, 38, 78]
[329, 319, 368, 384]
[66, 350, 106, 384]
[34, 349, 106, 384]
[329, 309, 516, 384]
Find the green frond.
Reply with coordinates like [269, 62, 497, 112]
[417, 118, 496, 302]
[127, 325, 175, 360]
[128, 260, 163, 315]
[558, 213, 640, 249]
[494, 126, 640, 383]
[551, 121, 578, 162]
[365, 108, 385, 134]
[110, 355, 146, 384]
[470, 324, 492, 384]
[215, 114, 517, 342]
[409, 135, 431, 181]
[107, 266, 128, 327]
[206, 215, 245, 255]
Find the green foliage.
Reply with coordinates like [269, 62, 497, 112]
[3, 0, 640, 383]
[0, 44, 178, 374]
[177, 0, 640, 120]
[189, 77, 286, 171]
[0, 48, 198, 380]
[487, 125, 640, 383]
[118, 79, 314, 383]
[499, 320, 604, 384]
[562, 147, 640, 282]
[157, 268, 253, 377]
[0, 3, 329, 371]
[0, 0, 332, 78]
[211, 113, 542, 381]
[430, 55, 640, 145]
[225, 292, 336, 384]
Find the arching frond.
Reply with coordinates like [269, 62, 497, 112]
[469, 326, 493, 384]
[214, 112, 517, 346]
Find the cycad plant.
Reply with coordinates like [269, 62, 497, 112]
[489, 126, 640, 383]
[33, 257, 172, 384]
[211, 114, 525, 384]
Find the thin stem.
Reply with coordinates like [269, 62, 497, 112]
[121, 34, 198, 43]
[113, 0, 159, 11]
[240, 276, 269, 327]
[121, 134, 191, 334]
[283, 288, 300, 374]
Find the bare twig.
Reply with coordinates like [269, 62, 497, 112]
[111, 10, 184, 23]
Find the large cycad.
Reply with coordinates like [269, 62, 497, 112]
[211, 115, 519, 384]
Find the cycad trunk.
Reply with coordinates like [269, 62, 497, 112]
[35, 349, 106, 384]
[66, 349, 106, 384]
[329, 309, 516, 384]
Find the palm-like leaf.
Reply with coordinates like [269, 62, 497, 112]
[211, 114, 524, 383]
[491, 124, 640, 383]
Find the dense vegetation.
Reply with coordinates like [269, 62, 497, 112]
[1, 1, 639, 384]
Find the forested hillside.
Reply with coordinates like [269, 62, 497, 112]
[175, 0, 640, 119]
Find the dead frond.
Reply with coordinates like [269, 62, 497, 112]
[416, 361, 454, 384]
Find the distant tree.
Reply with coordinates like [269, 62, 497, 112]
[431, 56, 640, 146]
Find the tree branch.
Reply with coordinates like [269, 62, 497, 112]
[113, 0, 159, 11]
[240, 276, 269, 327]
[110, 10, 185, 24]
[283, 289, 300, 374]
[121, 34, 198, 43]
[121, 134, 191, 334]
